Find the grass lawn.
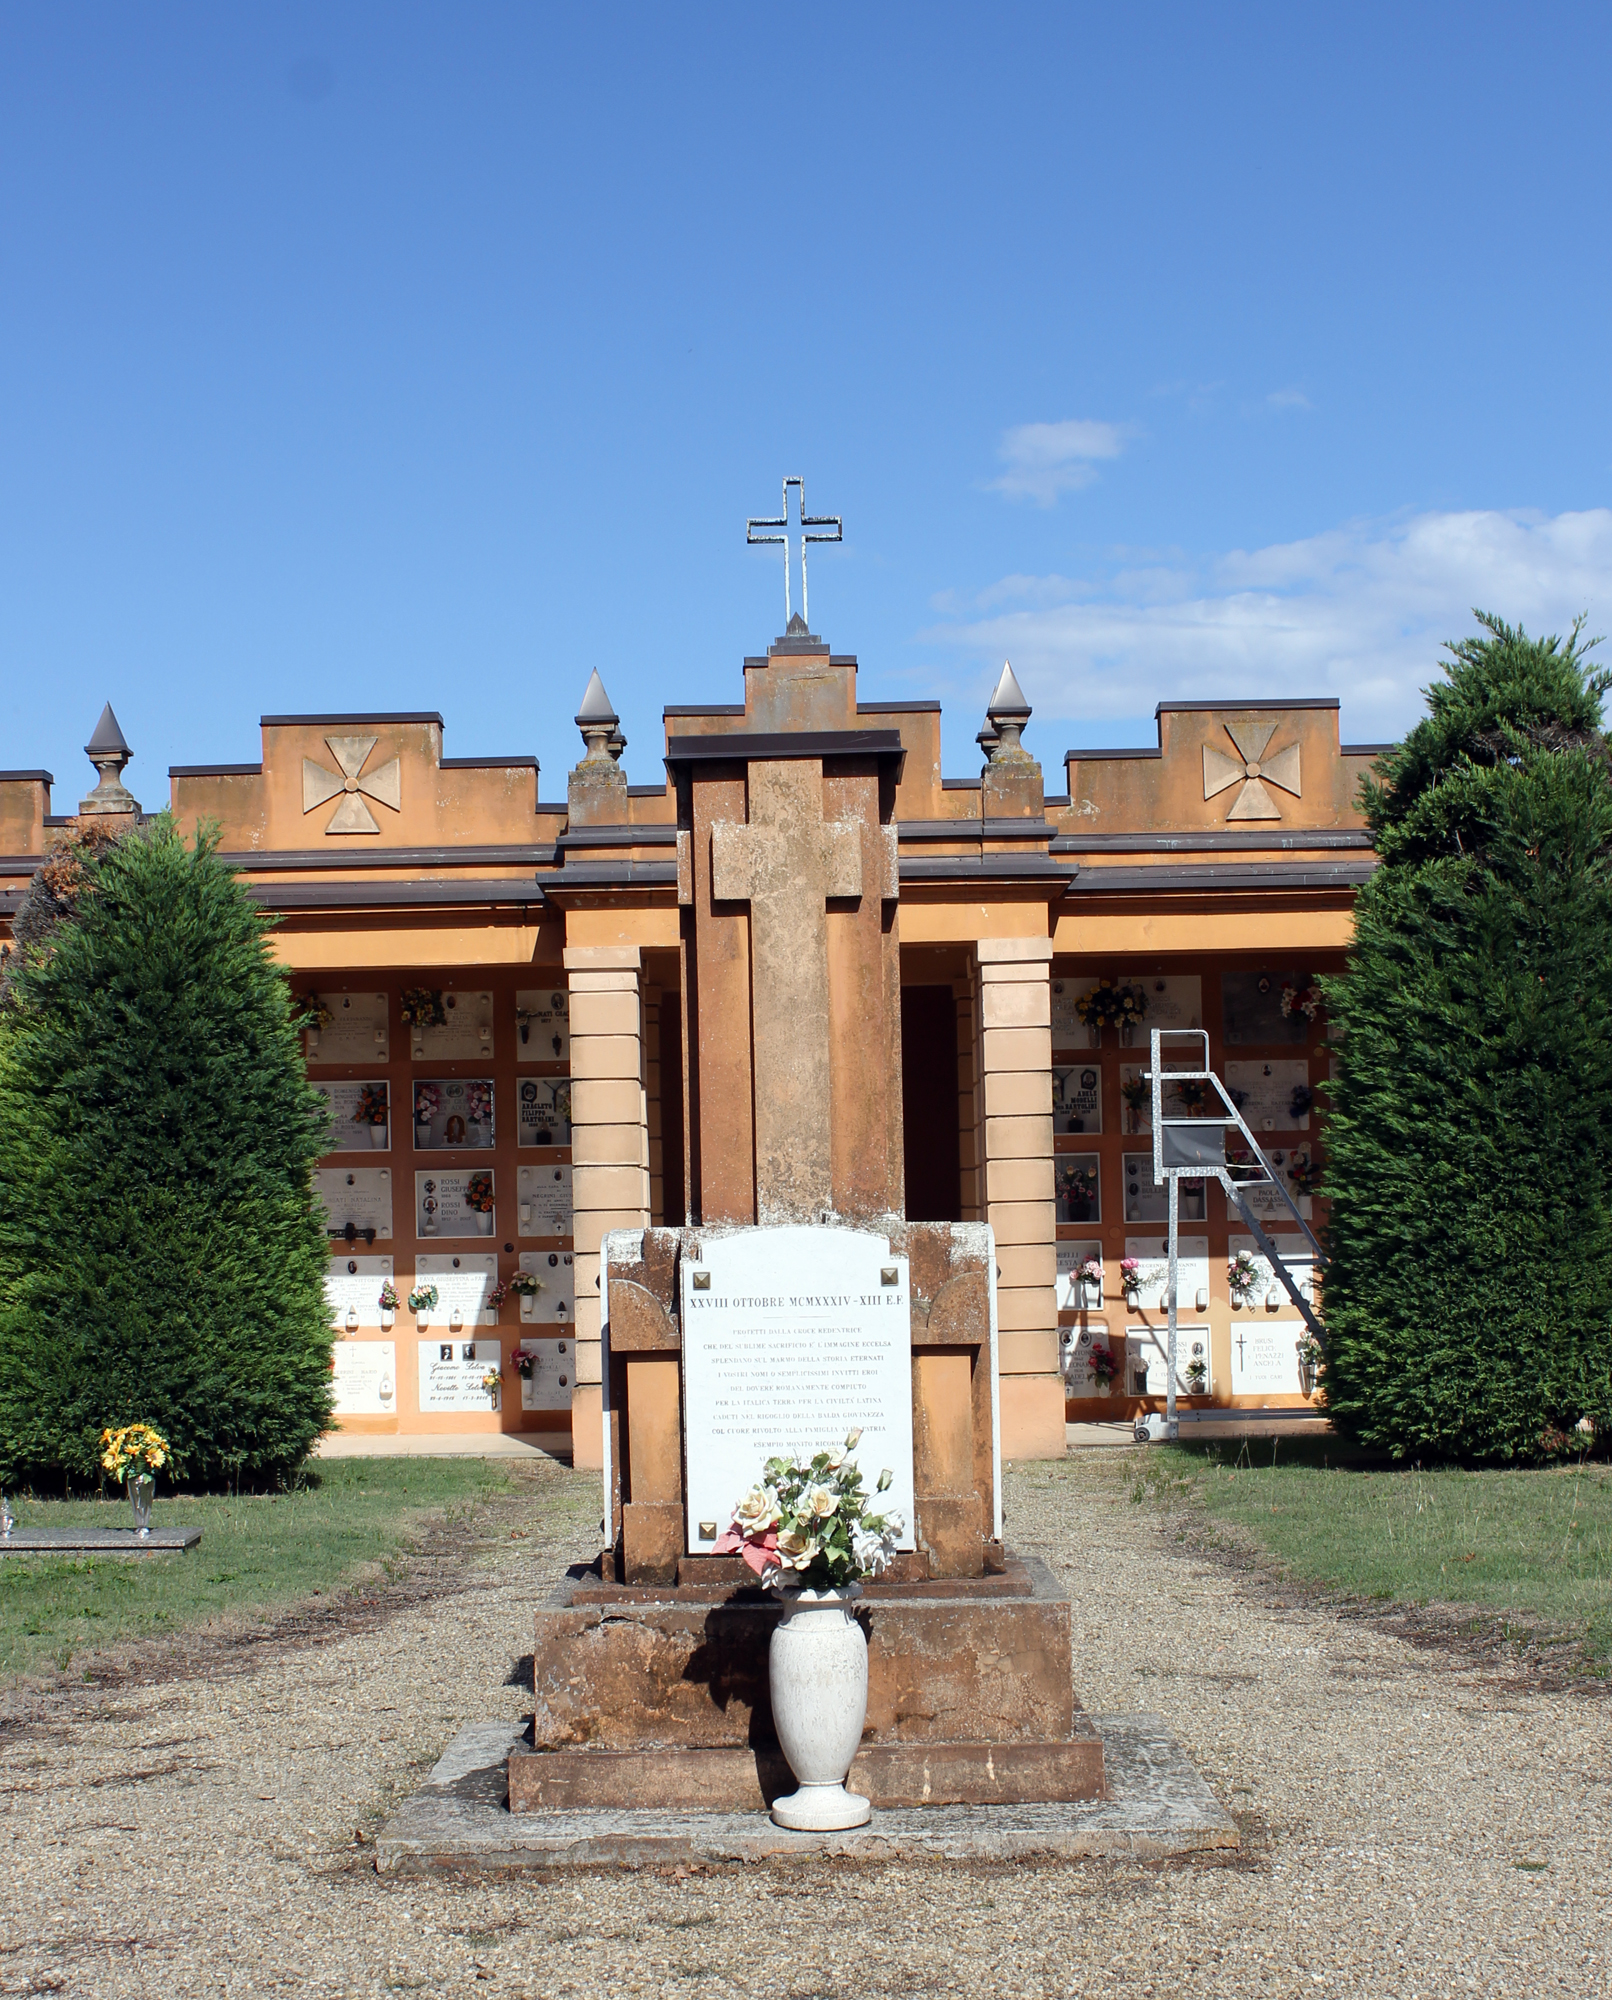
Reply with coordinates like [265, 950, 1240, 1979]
[1136, 1440, 1612, 1666]
[0, 1456, 563, 1684]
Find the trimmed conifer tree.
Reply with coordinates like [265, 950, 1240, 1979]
[1320, 614, 1612, 1459]
[0, 818, 333, 1487]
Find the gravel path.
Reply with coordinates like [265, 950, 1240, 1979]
[1, 1448, 1605, 1998]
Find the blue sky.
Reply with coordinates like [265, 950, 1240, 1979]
[3, 5, 1611, 808]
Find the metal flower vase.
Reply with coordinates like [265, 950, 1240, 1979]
[768, 1587, 871, 1831]
[129, 1474, 154, 1539]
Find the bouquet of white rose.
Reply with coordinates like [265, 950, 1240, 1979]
[713, 1429, 903, 1592]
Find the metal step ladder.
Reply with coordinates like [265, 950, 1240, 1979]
[1136, 1027, 1327, 1442]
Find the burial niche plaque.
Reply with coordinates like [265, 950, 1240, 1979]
[678, 1226, 916, 1555]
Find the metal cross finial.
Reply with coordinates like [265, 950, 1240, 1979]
[746, 476, 841, 629]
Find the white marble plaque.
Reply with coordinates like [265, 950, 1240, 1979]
[1227, 1235, 1318, 1310]
[1056, 1153, 1101, 1225]
[314, 1079, 392, 1153]
[519, 1250, 574, 1323]
[516, 987, 570, 1065]
[418, 1337, 502, 1411]
[1052, 1064, 1102, 1135]
[517, 1163, 572, 1238]
[1117, 974, 1203, 1037]
[1060, 1318, 1112, 1394]
[405, 987, 495, 1062]
[413, 1252, 499, 1328]
[1224, 1143, 1314, 1222]
[415, 1169, 497, 1240]
[315, 1167, 394, 1241]
[1050, 977, 1103, 1049]
[304, 991, 388, 1067]
[1122, 1154, 1206, 1225]
[518, 1077, 572, 1148]
[1225, 1060, 1313, 1133]
[411, 1077, 496, 1150]
[1122, 1235, 1210, 1313]
[1230, 1320, 1306, 1396]
[517, 1336, 574, 1411]
[679, 1226, 916, 1553]
[332, 1338, 396, 1416]
[1127, 1323, 1212, 1396]
[1055, 1240, 1105, 1311]
[324, 1254, 394, 1332]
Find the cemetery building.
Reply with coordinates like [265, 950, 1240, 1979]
[0, 610, 1381, 1466]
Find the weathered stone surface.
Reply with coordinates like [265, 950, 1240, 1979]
[375, 1713, 1237, 1873]
[508, 1726, 1104, 1813]
[531, 1555, 1075, 1752]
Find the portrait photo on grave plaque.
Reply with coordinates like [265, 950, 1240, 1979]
[514, 987, 570, 1064]
[674, 1226, 917, 1555]
[314, 1167, 393, 1241]
[415, 1168, 496, 1238]
[411, 1078, 495, 1150]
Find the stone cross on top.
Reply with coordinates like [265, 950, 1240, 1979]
[746, 476, 841, 630]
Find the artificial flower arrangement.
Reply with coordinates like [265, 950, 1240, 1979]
[1114, 983, 1148, 1027]
[1172, 1077, 1210, 1115]
[507, 1347, 537, 1380]
[413, 1083, 441, 1126]
[465, 1081, 494, 1127]
[1087, 1340, 1117, 1388]
[407, 1283, 440, 1314]
[378, 1280, 400, 1313]
[1280, 980, 1324, 1023]
[1076, 1255, 1103, 1297]
[1119, 1073, 1151, 1116]
[1287, 1153, 1324, 1197]
[1228, 1250, 1260, 1308]
[1288, 1083, 1314, 1121]
[1120, 1255, 1142, 1306]
[1073, 979, 1120, 1030]
[1186, 1357, 1208, 1394]
[489, 1272, 543, 1310]
[713, 1430, 902, 1591]
[355, 1082, 389, 1128]
[399, 987, 447, 1029]
[465, 1171, 495, 1215]
[302, 1000, 334, 1031]
[1057, 1163, 1098, 1218]
[481, 1367, 501, 1400]
[100, 1423, 172, 1483]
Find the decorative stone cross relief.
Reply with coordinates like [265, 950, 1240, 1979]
[302, 735, 402, 835]
[710, 760, 864, 1223]
[1202, 721, 1301, 822]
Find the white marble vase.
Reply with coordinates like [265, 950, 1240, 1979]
[768, 1587, 871, 1830]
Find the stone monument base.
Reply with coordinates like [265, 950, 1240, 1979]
[511, 1552, 1104, 1813]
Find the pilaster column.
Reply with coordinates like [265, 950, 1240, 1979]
[954, 974, 982, 1222]
[976, 938, 1065, 1458]
[565, 944, 650, 1472]
[644, 988, 664, 1226]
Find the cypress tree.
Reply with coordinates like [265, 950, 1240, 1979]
[0, 818, 333, 1487]
[1321, 614, 1612, 1459]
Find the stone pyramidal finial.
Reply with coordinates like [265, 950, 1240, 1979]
[985, 661, 1032, 759]
[568, 670, 628, 825]
[79, 702, 140, 816]
[575, 670, 619, 763]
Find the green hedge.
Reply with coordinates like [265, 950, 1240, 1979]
[0, 818, 333, 1486]
[1320, 615, 1612, 1459]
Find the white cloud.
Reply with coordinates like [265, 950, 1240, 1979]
[989, 419, 1131, 506]
[1266, 387, 1311, 411]
[925, 508, 1612, 745]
